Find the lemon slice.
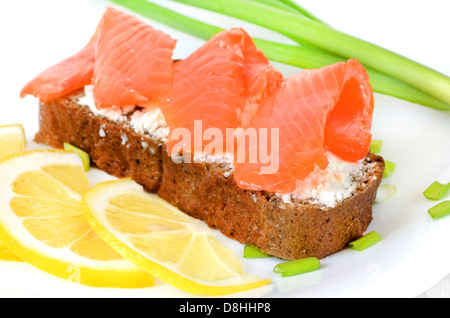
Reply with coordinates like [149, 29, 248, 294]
[0, 124, 26, 158]
[0, 124, 26, 261]
[0, 150, 153, 288]
[81, 178, 271, 296]
[0, 240, 21, 261]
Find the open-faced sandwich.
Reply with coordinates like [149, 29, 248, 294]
[21, 7, 384, 261]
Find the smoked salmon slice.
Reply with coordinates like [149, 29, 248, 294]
[93, 7, 176, 111]
[21, 7, 176, 111]
[233, 59, 374, 194]
[21, 7, 375, 196]
[20, 42, 95, 103]
[159, 27, 282, 155]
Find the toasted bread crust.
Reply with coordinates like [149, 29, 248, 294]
[35, 93, 384, 260]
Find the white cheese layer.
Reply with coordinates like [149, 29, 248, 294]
[77, 85, 169, 143]
[278, 152, 376, 209]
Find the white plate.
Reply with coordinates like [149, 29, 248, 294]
[0, 0, 449, 298]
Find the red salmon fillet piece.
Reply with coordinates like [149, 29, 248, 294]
[234, 59, 374, 194]
[20, 43, 95, 103]
[21, 8, 374, 196]
[21, 7, 176, 111]
[159, 27, 282, 155]
[93, 7, 176, 111]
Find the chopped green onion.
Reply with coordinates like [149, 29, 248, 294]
[273, 257, 320, 277]
[375, 184, 397, 204]
[349, 231, 381, 251]
[243, 245, 272, 258]
[369, 139, 383, 154]
[423, 181, 450, 200]
[112, 0, 450, 110]
[428, 200, 450, 219]
[171, 0, 450, 107]
[63, 142, 90, 171]
[383, 161, 396, 178]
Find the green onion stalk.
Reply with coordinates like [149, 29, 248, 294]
[168, 0, 450, 108]
[111, 0, 450, 110]
[278, 0, 325, 23]
[248, 0, 302, 15]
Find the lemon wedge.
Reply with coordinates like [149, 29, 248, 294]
[81, 178, 271, 296]
[0, 124, 26, 261]
[0, 149, 153, 288]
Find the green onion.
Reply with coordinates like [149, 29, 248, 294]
[171, 0, 450, 107]
[273, 257, 320, 277]
[277, 0, 325, 24]
[364, 71, 450, 111]
[375, 184, 396, 204]
[423, 181, 450, 200]
[249, 0, 300, 15]
[262, 41, 450, 110]
[250, 0, 325, 24]
[383, 161, 396, 178]
[349, 231, 381, 251]
[63, 142, 90, 171]
[369, 140, 382, 154]
[111, 0, 450, 110]
[247, 1, 449, 109]
[243, 245, 272, 258]
[428, 200, 450, 219]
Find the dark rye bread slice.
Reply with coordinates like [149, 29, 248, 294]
[158, 152, 384, 260]
[35, 92, 385, 260]
[35, 90, 163, 193]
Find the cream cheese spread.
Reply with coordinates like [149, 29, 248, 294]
[278, 152, 376, 209]
[78, 85, 169, 143]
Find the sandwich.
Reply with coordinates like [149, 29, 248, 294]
[22, 7, 384, 261]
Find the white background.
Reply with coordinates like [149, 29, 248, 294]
[0, 0, 449, 298]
